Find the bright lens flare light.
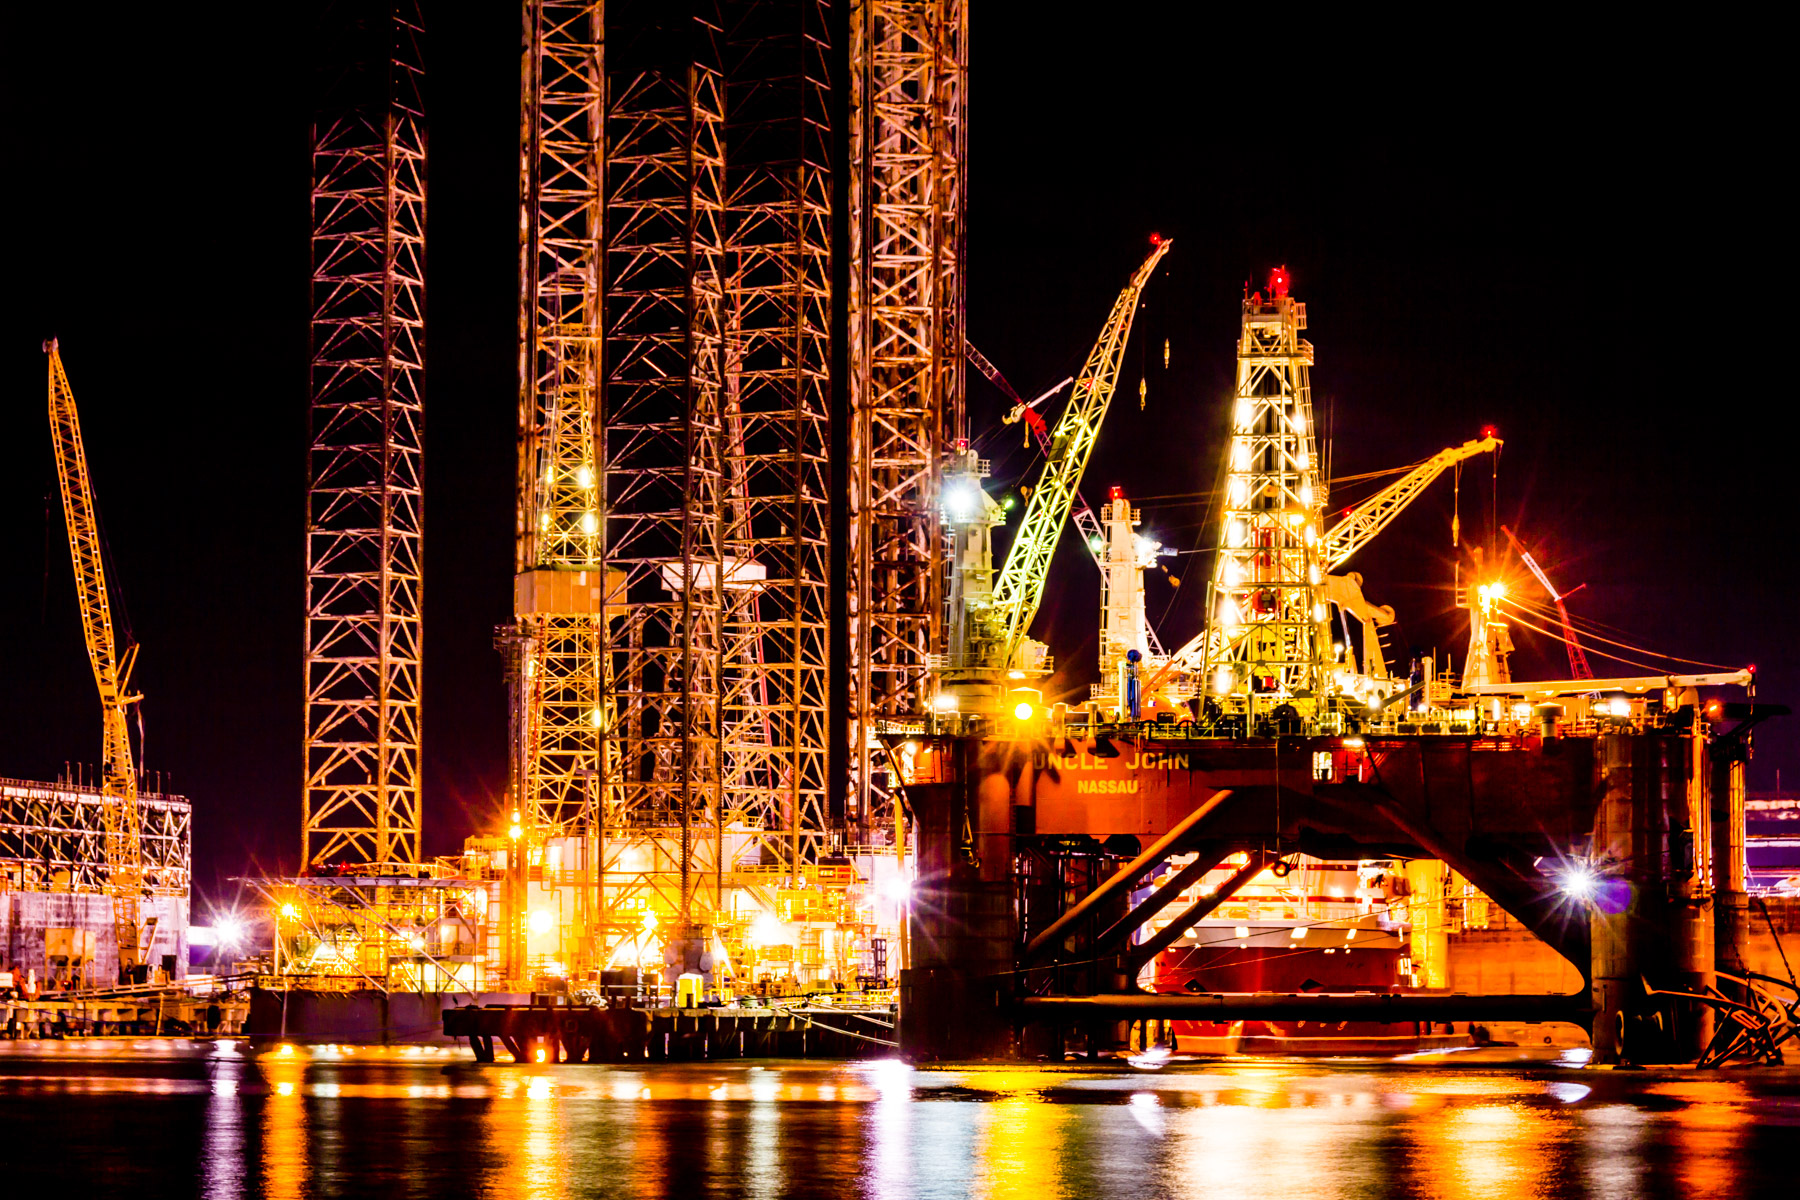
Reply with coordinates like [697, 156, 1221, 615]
[1560, 863, 1598, 901]
[528, 909, 554, 935]
[1013, 700, 1035, 722]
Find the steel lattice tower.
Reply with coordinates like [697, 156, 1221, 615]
[514, 0, 608, 845]
[722, 1, 836, 871]
[845, 0, 966, 831]
[601, 4, 732, 920]
[1199, 273, 1330, 716]
[304, 1, 426, 870]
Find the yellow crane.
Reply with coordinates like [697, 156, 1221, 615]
[45, 339, 147, 978]
[938, 239, 1170, 718]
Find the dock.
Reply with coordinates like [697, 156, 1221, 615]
[444, 999, 897, 1063]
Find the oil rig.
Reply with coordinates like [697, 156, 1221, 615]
[10, 2, 1790, 1067]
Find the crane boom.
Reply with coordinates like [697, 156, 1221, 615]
[1501, 524, 1593, 680]
[46, 340, 146, 977]
[990, 239, 1170, 666]
[1321, 435, 1500, 569]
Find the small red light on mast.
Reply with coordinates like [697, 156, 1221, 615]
[1269, 265, 1291, 297]
[1149, 232, 1163, 246]
[1108, 484, 1124, 501]
[1481, 424, 1498, 439]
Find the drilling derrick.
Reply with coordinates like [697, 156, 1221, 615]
[723, 0, 835, 872]
[846, 0, 967, 832]
[1200, 268, 1330, 721]
[303, 0, 426, 871]
[601, 5, 731, 933]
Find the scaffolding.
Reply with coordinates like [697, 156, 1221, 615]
[846, 0, 966, 831]
[0, 777, 189, 898]
[303, 0, 427, 870]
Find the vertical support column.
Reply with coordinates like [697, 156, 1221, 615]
[1403, 859, 1449, 990]
[1592, 731, 1715, 1064]
[1589, 734, 1640, 1064]
[846, 0, 966, 836]
[517, 0, 607, 981]
[898, 739, 1013, 1061]
[304, 0, 427, 871]
[1711, 741, 1750, 982]
[1667, 730, 1715, 1054]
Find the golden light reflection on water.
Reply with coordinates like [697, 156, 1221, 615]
[495, 1071, 566, 1200]
[971, 1093, 1071, 1200]
[260, 1057, 308, 1200]
[7, 1044, 1794, 1199]
[1408, 1102, 1556, 1200]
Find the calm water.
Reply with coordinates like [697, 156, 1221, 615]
[1, 1041, 1795, 1198]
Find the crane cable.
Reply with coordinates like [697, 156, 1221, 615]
[1498, 596, 1737, 673]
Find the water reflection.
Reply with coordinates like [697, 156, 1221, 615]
[202, 1061, 244, 1200]
[259, 1053, 308, 1200]
[491, 1070, 566, 1200]
[0, 1043, 1793, 1199]
[972, 1093, 1072, 1198]
[1655, 1081, 1748, 1197]
[1410, 1102, 1558, 1200]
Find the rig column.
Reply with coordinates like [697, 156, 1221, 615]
[898, 741, 1013, 1061]
[1710, 742, 1750, 983]
[1592, 732, 1716, 1063]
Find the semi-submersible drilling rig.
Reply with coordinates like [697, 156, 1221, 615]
[897, 270, 1777, 1066]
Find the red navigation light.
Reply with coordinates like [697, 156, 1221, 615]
[1481, 424, 1498, 439]
[1109, 484, 1124, 501]
[1149, 232, 1164, 246]
[1269, 265, 1291, 296]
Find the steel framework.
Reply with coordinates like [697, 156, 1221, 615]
[846, 0, 966, 828]
[601, 6, 732, 921]
[304, 1, 427, 870]
[722, 0, 836, 870]
[515, 0, 608, 852]
[0, 778, 190, 898]
[1198, 275, 1330, 706]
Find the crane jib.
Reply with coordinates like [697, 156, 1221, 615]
[990, 239, 1172, 666]
[46, 342, 148, 977]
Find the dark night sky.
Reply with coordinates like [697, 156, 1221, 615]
[4, 8, 1791, 910]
